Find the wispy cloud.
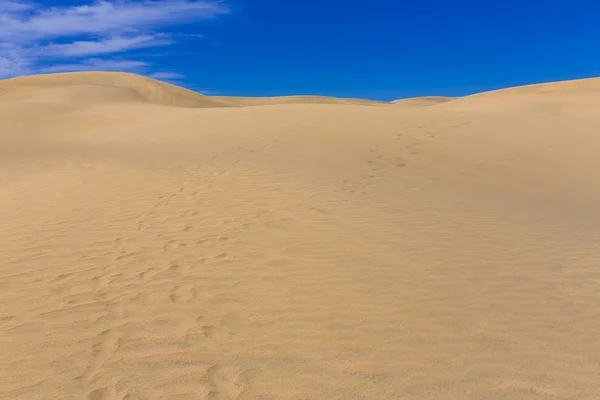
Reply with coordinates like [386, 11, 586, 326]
[0, 0, 229, 79]
[0, 43, 31, 78]
[0, 0, 34, 12]
[38, 35, 174, 57]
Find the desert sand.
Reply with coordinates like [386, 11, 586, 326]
[391, 96, 453, 107]
[1, 72, 600, 400]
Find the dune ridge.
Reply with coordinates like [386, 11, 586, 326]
[212, 94, 387, 106]
[1, 72, 600, 400]
[438, 77, 600, 117]
[0, 72, 235, 108]
[464, 76, 600, 97]
[391, 96, 454, 107]
[3, 72, 600, 109]
[0, 72, 386, 108]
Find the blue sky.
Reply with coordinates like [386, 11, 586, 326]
[1, 0, 599, 100]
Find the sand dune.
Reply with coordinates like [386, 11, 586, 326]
[0, 72, 236, 108]
[0, 72, 386, 108]
[212, 95, 387, 107]
[391, 96, 453, 107]
[440, 77, 600, 117]
[465, 76, 600, 96]
[2, 73, 600, 400]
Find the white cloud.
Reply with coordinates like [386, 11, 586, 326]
[0, 43, 32, 77]
[0, 0, 229, 79]
[0, 0, 33, 13]
[39, 35, 174, 57]
[1, 0, 228, 41]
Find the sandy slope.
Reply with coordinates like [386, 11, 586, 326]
[211, 95, 387, 107]
[391, 96, 453, 107]
[0, 72, 238, 108]
[0, 72, 385, 108]
[1, 73, 600, 400]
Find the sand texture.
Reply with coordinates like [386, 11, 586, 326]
[1, 72, 600, 399]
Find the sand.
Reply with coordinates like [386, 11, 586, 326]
[1, 72, 600, 400]
[391, 96, 453, 107]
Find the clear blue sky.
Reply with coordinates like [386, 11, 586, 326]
[1, 0, 599, 100]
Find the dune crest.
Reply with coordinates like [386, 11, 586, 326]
[391, 96, 454, 107]
[467, 76, 600, 97]
[439, 77, 600, 116]
[212, 94, 387, 106]
[0, 72, 236, 108]
[0, 72, 387, 108]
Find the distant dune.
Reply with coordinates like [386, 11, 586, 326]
[212, 94, 387, 106]
[0, 72, 387, 108]
[0, 71, 235, 108]
[391, 96, 454, 107]
[2, 72, 600, 400]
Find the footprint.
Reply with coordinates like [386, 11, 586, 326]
[87, 386, 116, 400]
[163, 240, 179, 252]
[93, 329, 120, 361]
[207, 365, 246, 400]
[169, 287, 181, 302]
[78, 330, 121, 384]
[168, 261, 181, 272]
[170, 284, 195, 303]
[92, 275, 110, 291]
[202, 325, 214, 338]
[138, 267, 160, 281]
